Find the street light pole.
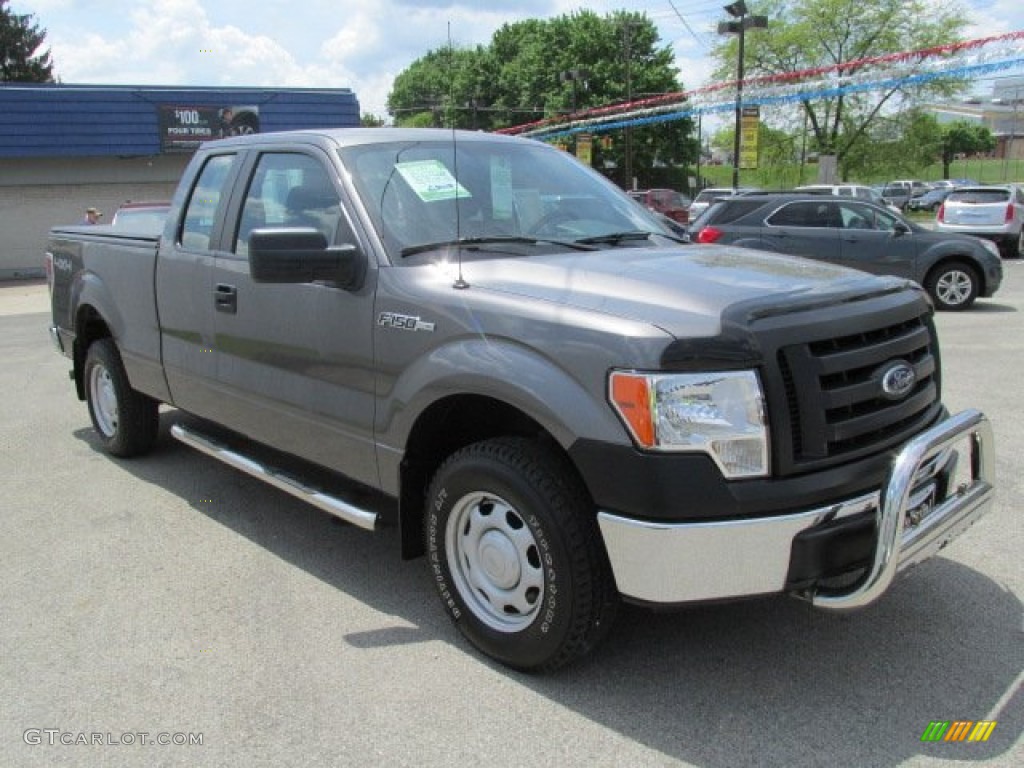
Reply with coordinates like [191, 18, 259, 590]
[622, 21, 640, 190]
[719, 1, 768, 189]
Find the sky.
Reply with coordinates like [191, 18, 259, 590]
[12, 0, 1024, 122]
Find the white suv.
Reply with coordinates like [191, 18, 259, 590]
[935, 184, 1024, 258]
[688, 187, 758, 220]
[795, 184, 902, 214]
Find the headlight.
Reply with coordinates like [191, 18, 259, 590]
[609, 369, 769, 479]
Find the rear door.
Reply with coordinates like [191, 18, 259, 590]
[208, 145, 381, 487]
[157, 151, 243, 416]
[760, 200, 841, 260]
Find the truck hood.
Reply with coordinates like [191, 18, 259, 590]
[455, 244, 907, 339]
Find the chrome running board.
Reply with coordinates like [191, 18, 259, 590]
[171, 424, 378, 531]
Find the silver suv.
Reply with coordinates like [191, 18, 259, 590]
[881, 180, 931, 211]
[935, 184, 1024, 258]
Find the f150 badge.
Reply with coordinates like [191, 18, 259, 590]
[377, 312, 435, 332]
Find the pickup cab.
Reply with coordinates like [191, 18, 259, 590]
[47, 128, 996, 672]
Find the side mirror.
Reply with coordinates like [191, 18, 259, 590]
[893, 221, 912, 237]
[249, 227, 364, 289]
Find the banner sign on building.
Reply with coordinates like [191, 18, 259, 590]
[740, 106, 760, 170]
[158, 105, 260, 152]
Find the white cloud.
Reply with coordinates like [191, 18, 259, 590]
[27, 0, 1024, 123]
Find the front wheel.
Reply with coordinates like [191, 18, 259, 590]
[925, 261, 979, 311]
[425, 437, 618, 672]
[84, 338, 159, 457]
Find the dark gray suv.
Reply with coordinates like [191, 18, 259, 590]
[688, 193, 1003, 310]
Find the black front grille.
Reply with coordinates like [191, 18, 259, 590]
[775, 313, 938, 472]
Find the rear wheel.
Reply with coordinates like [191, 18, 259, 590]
[925, 261, 979, 311]
[425, 437, 618, 672]
[84, 338, 159, 457]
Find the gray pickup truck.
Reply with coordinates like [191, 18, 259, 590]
[47, 128, 995, 672]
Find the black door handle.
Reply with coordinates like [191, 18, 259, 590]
[214, 283, 237, 314]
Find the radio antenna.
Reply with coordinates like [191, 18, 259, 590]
[448, 22, 469, 289]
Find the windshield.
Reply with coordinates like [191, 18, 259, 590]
[338, 139, 669, 260]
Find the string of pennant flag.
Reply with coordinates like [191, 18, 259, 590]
[496, 30, 1024, 141]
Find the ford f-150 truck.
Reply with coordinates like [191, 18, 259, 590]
[47, 128, 995, 672]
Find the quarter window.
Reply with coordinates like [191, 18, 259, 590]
[180, 154, 236, 251]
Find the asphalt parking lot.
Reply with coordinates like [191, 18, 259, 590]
[1, 273, 1021, 768]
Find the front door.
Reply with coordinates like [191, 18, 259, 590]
[209, 148, 380, 488]
[835, 202, 918, 280]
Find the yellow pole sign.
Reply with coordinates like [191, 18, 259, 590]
[740, 106, 759, 170]
[576, 133, 593, 165]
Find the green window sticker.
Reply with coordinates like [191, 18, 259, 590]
[396, 159, 471, 203]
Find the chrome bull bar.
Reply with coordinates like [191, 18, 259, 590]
[812, 409, 995, 610]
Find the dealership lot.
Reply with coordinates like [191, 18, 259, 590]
[1, 274, 1021, 768]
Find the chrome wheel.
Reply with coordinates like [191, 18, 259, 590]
[445, 491, 544, 632]
[88, 363, 119, 437]
[929, 266, 974, 311]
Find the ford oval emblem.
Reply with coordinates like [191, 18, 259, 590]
[880, 361, 916, 400]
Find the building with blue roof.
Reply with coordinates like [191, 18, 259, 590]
[0, 83, 360, 278]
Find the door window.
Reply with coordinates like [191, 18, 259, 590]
[837, 202, 877, 230]
[234, 153, 350, 257]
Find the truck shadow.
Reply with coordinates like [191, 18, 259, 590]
[73, 415, 1022, 768]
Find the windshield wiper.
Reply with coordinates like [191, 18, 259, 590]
[575, 230, 682, 245]
[400, 235, 598, 258]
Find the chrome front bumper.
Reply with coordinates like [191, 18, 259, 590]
[597, 409, 995, 608]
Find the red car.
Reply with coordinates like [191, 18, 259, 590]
[628, 188, 691, 225]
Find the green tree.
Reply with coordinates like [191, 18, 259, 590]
[387, 11, 695, 189]
[940, 120, 995, 178]
[360, 113, 387, 127]
[712, 0, 967, 179]
[387, 45, 499, 129]
[1, 0, 54, 82]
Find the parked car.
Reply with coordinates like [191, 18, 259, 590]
[907, 187, 953, 212]
[935, 184, 1024, 258]
[688, 193, 1003, 310]
[929, 178, 978, 189]
[688, 186, 757, 220]
[881, 179, 931, 210]
[110, 201, 172, 236]
[627, 188, 691, 225]
[795, 183, 902, 214]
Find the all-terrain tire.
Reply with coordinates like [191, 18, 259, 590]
[83, 338, 159, 457]
[425, 437, 618, 672]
